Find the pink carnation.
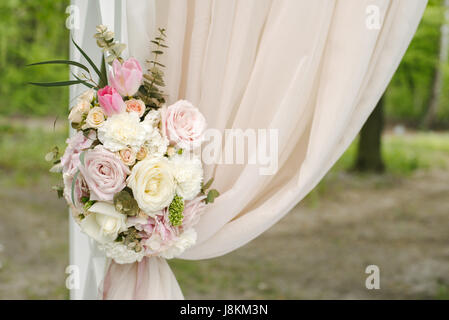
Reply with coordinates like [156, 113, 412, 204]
[182, 195, 206, 230]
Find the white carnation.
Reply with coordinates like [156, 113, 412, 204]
[98, 112, 152, 152]
[144, 109, 161, 127]
[98, 242, 145, 264]
[145, 128, 168, 160]
[169, 154, 203, 200]
[160, 229, 197, 259]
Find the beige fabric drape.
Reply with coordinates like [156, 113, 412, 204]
[86, 0, 427, 299]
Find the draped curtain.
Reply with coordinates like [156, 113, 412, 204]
[69, 0, 427, 299]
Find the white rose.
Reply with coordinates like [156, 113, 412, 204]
[169, 154, 203, 200]
[78, 89, 95, 104]
[127, 158, 176, 215]
[160, 229, 197, 259]
[80, 202, 127, 243]
[68, 100, 91, 123]
[83, 106, 105, 129]
[98, 112, 152, 152]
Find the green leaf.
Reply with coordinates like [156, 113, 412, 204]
[206, 189, 220, 204]
[72, 38, 102, 80]
[28, 80, 84, 87]
[71, 170, 80, 206]
[27, 60, 90, 73]
[152, 50, 164, 55]
[202, 177, 214, 192]
[52, 186, 64, 199]
[99, 54, 108, 88]
[79, 151, 86, 166]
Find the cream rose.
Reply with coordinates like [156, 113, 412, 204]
[127, 158, 176, 215]
[125, 99, 146, 117]
[78, 89, 95, 104]
[117, 147, 136, 166]
[68, 99, 91, 124]
[80, 202, 127, 243]
[83, 106, 105, 129]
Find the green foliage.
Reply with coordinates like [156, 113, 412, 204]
[334, 132, 449, 175]
[386, 0, 449, 126]
[113, 189, 139, 217]
[0, 0, 70, 117]
[0, 118, 67, 187]
[138, 28, 167, 109]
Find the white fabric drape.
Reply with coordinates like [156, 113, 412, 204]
[70, 0, 427, 299]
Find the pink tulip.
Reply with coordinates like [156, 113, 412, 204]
[109, 58, 143, 97]
[97, 86, 125, 116]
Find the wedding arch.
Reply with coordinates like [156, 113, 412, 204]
[68, 0, 427, 299]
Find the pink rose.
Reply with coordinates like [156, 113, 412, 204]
[161, 100, 207, 149]
[98, 86, 125, 116]
[109, 58, 143, 97]
[63, 171, 89, 209]
[61, 131, 96, 173]
[182, 195, 206, 229]
[79, 145, 130, 201]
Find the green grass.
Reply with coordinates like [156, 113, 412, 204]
[0, 120, 67, 186]
[332, 132, 449, 174]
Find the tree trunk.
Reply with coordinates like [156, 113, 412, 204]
[354, 95, 385, 173]
[422, 0, 449, 129]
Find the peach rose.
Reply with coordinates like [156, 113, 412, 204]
[136, 145, 149, 161]
[118, 147, 136, 166]
[125, 99, 146, 117]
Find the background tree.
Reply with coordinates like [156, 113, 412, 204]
[422, 0, 449, 128]
[354, 95, 385, 173]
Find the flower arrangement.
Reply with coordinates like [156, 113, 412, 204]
[30, 26, 219, 264]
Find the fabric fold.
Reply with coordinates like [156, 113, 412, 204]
[102, 257, 184, 300]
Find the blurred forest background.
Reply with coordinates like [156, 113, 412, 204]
[1, 0, 449, 299]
